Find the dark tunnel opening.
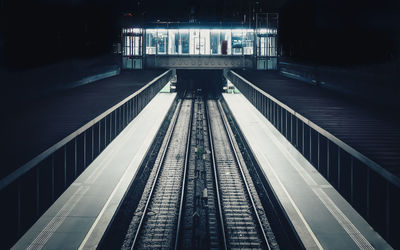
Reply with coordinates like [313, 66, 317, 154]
[175, 69, 225, 96]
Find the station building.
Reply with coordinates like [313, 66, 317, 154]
[121, 14, 279, 70]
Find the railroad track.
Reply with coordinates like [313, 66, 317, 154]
[124, 95, 276, 249]
[130, 97, 193, 249]
[206, 99, 272, 250]
[179, 96, 221, 249]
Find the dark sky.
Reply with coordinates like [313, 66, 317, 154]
[1, 0, 399, 67]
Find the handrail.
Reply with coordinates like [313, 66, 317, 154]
[0, 69, 172, 191]
[228, 70, 400, 189]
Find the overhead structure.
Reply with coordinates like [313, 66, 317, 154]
[121, 15, 278, 70]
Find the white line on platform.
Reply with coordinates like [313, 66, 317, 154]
[27, 185, 90, 250]
[78, 141, 144, 249]
[258, 150, 323, 250]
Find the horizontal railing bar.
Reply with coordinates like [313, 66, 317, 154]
[229, 70, 400, 189]
[0, 69, 171, 191]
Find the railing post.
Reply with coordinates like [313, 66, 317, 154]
[309, 128, 313, 164]
[295, 118, 298, 147]
[279, 108, 283, 133]
[301, 122, 305, 156]
[385, 182, 390, 240]
[36, 167, 40, 217]
[91, 127, 94, 162]
[122, 105, 125, 128]
[317, 132, 320, 170]
[51, 154, 55, 201]
[109, 113, 112, 142]
[337, 147, 341, 190]
[350, 157, 354, 204]
[104, 117, 107, 148]
[285, 109, 288, 138]
[366, 168, 370, 220]
[83, 131, 87, 168]
[64, 146, 67, 189]
[17, 179, 21, 236]
[327, 141, 330, 180]
[74, 138, 77, 178]
[290, 114, 293, 145]
[114, 110, 117, 138]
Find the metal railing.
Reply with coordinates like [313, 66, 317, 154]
[226, 69, 400, 249]
[0, 69, 172, 249]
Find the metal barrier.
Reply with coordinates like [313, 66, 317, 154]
[226, 70, 400, 249]
[0, 69, 172, 249]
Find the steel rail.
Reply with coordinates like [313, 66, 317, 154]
[205, 100, 228, 250]
[217, 99, 271, 250]
[174, 95, 194, 250]
[130, 98, 183, 250]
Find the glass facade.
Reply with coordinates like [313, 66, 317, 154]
[121, 16, 279, 70]
[256, 28, 277, 57]
[121, 25, 278, 70]
[122, 28, 273, 56]
[122, 28, 143, 56]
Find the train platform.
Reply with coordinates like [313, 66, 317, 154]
[1, 69, 164, 179]
[12, 92, 176, 249]
[223, 92, 391, 249]
[233, 70, 400, 177]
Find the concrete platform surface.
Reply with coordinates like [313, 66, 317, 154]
[12, 92, 176, 250]
[223, 93, 392, 250]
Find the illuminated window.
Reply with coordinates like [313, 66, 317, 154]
[243, 30, 254, 55]
[231, 29, 243, 55]
[210, 30, 219, 54]
[157, 29, 168, 54]
[181, 30, 189, 54]
[146, 29, 157, 54]
[168, 29, 178, 54]
[138, 27, 256, 56]
[199, 29, 210, 55]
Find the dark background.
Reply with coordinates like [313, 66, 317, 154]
[1, 0, 399, 69]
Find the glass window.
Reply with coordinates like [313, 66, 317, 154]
[168, 29, 179, 54]
[225, 30, 232, 55]
[220, 30, 230, 55]
[123, 36, 142, 56]
[210, 30, 219, 54]
[199, 29, 210, 55]
[157, 29, 168, 54]
[243, 30, 254, 55]
[146, 29, 157, 54]
[267, 37, 277, 56]
[122, 28, 143, 56]
[174, 33, 179, 54]
[257, 36, 265, 56]
[124, 36, 130, 56]
[190, 29, 199, 55]
[231, 29, 243, 55]
[140, 27, 256, 56]
[256, 27, 278, 57]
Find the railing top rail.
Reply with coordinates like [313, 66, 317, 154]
[229, 70, 400, 188]
[0, 69, 171, 191]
